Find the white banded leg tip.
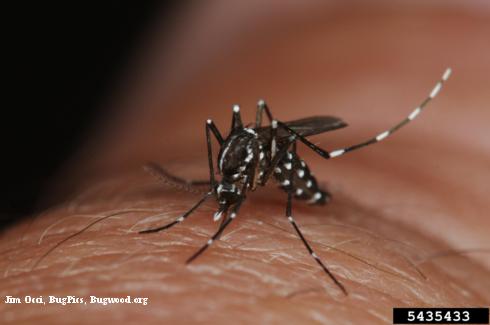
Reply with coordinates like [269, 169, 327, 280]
[442, 68, 452, 81]
[375, 130, 390, 141]
[258, 99, 265, 106]
[206, 119, 212, 124]
[329, 149, 345, 158]
[271, 120, 278, 128]
[429, 82, 442, 99]
[233, 104, 240, 113]
[408, 107, 421, 120]
[213, 211, 223, 222]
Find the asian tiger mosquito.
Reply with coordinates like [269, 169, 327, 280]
[140, 68, 452, 295]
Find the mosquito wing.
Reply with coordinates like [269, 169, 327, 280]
[256, 116, 347, 141]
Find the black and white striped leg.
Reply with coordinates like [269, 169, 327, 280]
[215, 213, 230, 240]
[231, 104, 244, 130]
[206, 120, 224, 192]
[281, 68, 452, 160]
[255, 99, 274, 127]
[277, 121, 331, 158]
[271, 119, 278, 159]
[139, 191, 213, 234]
[284, 142, 348, 295]
[255, 99, 278, 159]
[186, 200, 244, 264]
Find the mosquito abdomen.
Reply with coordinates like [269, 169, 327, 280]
[273, 151, 330, 204]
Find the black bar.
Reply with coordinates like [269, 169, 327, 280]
[393, 308, 489, 324]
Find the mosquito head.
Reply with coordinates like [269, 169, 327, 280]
[216, 182, 241, 204]
[213, 181, 241, 221]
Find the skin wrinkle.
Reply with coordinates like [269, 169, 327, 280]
[2, 177, 486, 306]
[30, 209, 162, 271]
[303, 222, 429, 280]
[38, 214, 112, 245]
[414, 249, 490, 266]
[255, 218, 415, 282]
[261, 210, 427, 280]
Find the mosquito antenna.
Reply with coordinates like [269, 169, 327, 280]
[143, 163, 208, 195]
[139, 191, 213, 234]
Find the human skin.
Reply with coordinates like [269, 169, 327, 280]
[1, 2, 490, 324]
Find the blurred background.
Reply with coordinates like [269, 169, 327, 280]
[2, 0, 489, 260]
[2, 2, 175, 229]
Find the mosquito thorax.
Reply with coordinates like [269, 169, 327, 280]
[217, 128, 259, 177]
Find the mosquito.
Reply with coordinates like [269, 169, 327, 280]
[140, 68, 452, 295]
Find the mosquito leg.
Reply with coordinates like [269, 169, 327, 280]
[255, 99, 274, 127]
[215, 213, 229, 241]
[255, 100, 277, 159]
[206, 120, 224, 192]
[186, 200, 244, 264]
[277, 121, 331, 159]
[280, 68, 451, 160]
[231, 104, 244, 130]
[283, 141, 348, 295]
[188, 174, 249, 262]
[139, 191, 212, 234]
[206, 119, 224, 144]
[285, 208, 348, 296]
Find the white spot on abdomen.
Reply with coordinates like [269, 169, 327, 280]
[297, 169, 305, 178]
